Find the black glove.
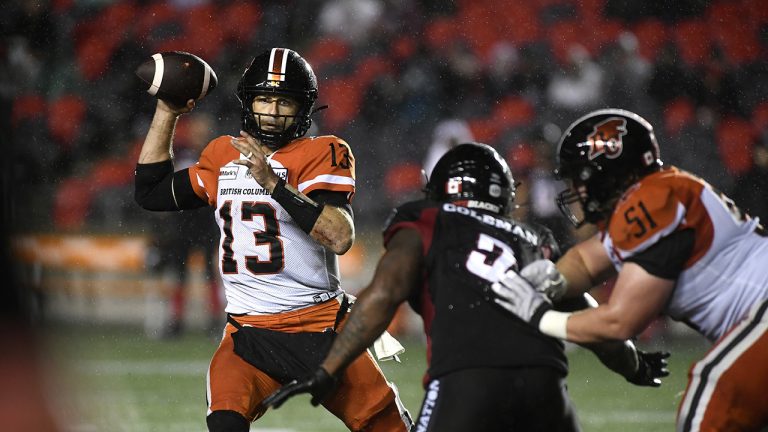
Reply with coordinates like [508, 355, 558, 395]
[261, 367, 339, 409]
[626, 350, 670, 387]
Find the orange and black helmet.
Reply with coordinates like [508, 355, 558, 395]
[236, 48, 318, 149]
[554, 109, 663, 226]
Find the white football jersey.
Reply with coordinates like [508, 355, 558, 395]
[601, 167, 768, 342]
[189, 134, 355, 314]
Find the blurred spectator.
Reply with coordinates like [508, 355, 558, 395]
[144, 113, 222, 338]
[523, 126, 574, 250]
[7, 0, 768, 245]
[601, 31, 653, 112]
[731, 141, 768, 223]
[423, 118, 475, 176]
[318, 0, 383, 46]
[546, 44, 605, 114]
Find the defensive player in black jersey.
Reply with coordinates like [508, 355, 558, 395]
[263, 143, 669, 431]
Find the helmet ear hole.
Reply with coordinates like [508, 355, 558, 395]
[578, 166, 593, 181]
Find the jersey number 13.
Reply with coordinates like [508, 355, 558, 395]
[219, 200, 285, 275]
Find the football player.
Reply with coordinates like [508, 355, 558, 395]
[262, 142, 669, 431]
[134, 48, 412, 431]
[492, 109, 768, 431]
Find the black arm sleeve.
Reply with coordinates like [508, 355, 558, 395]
[134, 161, 207, 211]
[307, 190, 354, 219]
[624, 228, 695, 279]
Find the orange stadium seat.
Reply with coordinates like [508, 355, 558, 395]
[390, 35, 416, 61]
[752, 101, 768, 132]
[468, 118, 500, 144]
[716, 116, 757, 176]
[425, 17, 457, 51]
[320, 78, 364, 130]
[492, 96, 535, 130]
[663, 97, 696, 137]
[384, 162, 424, 198]
[355, 55, 394, 88]
[497, 4, 541, 45]
[631, 19, 669, 62]
[306, 37, 350, 73]
[673, 19, 711, 67]
[221, 1, 261, 44]
[53, 177, 92, 230]
[12, 94, 46, 126]
[47, 95, 86, 150]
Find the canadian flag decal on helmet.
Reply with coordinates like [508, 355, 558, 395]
[587, 117, 626, 160]
[446, 177, 463, 194]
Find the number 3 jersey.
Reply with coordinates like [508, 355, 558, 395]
[383, 199, 568, 382]
[602, 166, 768, 342]
[187, 135, 355, 314]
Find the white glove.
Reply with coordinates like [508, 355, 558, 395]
[491, 264, 553, 326]
[520, 259, 567, 301]
[372, 331, 405, 362]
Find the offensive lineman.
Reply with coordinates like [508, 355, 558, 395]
[493, 109, 768, 431]
[134, 48, 412, 431]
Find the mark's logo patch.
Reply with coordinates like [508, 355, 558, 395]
[219, 167, 239, 180]
[587, 117, 626, 160]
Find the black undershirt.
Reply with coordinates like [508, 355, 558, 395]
[624, 228, 695, 279]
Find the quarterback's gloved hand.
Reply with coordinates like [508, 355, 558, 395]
[491, 267, 553, 327]
[626, 350, 670, 387]
[520, 259, 567, 301]
[261, 367, 338, 409]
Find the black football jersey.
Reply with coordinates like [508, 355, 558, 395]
[383, 199, 567, 384]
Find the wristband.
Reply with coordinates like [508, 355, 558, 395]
[538, 310, 571, 339]
[271, 178, 323, 233]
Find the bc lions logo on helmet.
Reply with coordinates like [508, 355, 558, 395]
[587, 117, 627, 160]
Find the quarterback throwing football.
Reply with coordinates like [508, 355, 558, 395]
[134, 48, 412, 432]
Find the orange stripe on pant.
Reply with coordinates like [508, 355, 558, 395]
[206, 298, 410, 431]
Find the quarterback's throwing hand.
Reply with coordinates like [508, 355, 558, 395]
[627, 350, 671, 387]
[491, 266, 553, 327]
[262, 367, 338, 410]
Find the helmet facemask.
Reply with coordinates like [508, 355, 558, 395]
[240, 90, 314, 150]
[555, 164, 628, 227]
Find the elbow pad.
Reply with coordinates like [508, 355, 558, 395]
[135, 161, 206, 211]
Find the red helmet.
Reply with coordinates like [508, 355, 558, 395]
[554, 109, 663, 226]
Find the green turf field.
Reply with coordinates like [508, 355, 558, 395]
[46, 324, 708, 431]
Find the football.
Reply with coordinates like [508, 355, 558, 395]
[135, 51, 218, 107]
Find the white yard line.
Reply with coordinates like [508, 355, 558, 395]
[580, 410, 675, 424]
[76, 360, 209, 375]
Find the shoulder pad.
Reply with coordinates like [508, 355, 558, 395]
[609, 180, 684, 254]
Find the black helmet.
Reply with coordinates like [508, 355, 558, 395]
[425, 142, 516, 215]
[554, 109, 663, 227]
[236, 48, 318, 149]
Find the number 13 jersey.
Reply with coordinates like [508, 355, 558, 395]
[187, 134, 355, 314]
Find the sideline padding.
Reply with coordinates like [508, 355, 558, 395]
[12, 234, 148, 272]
